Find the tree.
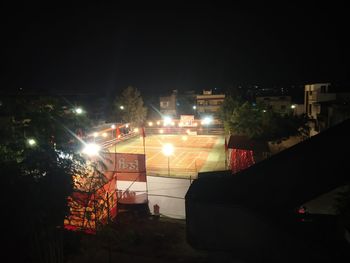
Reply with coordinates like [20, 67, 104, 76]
[114, 86, 147, 126]
[220, 96, 308, 142]
[1, 96, 92, 262]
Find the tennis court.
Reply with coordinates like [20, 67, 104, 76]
[108, 134, 225, 178]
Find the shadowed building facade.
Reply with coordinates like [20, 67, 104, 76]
[186, 119, 350, 262]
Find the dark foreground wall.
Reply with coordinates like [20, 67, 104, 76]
[186, 119, 350, 262]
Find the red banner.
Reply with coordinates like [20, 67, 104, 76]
[100, 153, 146, 173]
[230, 149, 255, 174]
[102, 153, 148, 204]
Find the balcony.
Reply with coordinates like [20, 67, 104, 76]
[309, 93, 336, 103]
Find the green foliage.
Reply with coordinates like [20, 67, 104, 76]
[220, 96, 308, 142]
[1, 96, 92, 231]
[114, 86, 147, 126]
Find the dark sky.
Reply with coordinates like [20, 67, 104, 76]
[2, 2, 350, 95]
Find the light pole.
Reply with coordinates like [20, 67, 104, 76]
[111, 124, 116, 139]
[202, 116, 212, 135]
[162, 143, 174, 177]
[93, 132, 98, 142]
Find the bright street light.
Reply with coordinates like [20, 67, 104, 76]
[201, 116, 213, 134]
[201, 116, 212, 125]
[120, 105, 124, 110]
[162, 143, 174, 177]
[193, 105, 197, 110]
[82, 143, 100, 156]
[291, 104, 296, 109]
[163, 116, 172, 126]
[75, 107, 83, 114]
[111, 124, 116, 129]
[162, 143, 174, 156]
[27, 138, 36, 146]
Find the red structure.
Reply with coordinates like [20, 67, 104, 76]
[64, 152, 147, 233]
[64, 170, 117, 233]
[227, 135, 269, 174]
[230, 149, 255, 174]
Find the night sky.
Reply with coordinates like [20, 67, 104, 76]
[3, 2, 350, 96]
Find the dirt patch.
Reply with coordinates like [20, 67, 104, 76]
[66, 214, 211, 263]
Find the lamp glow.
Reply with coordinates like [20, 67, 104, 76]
[28, 138, 36, 146]
[162, 143, 174, 156]
[82, 143, 100, 156]
[75, 107, 83, 114]
[201, 116, 212, 125]
[163, 116, 172, 125]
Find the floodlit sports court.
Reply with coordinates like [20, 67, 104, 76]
[108, 134, 226, 178]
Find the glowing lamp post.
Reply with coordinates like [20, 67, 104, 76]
[111, 124, 116, 139]
[162, 143, 174, 177]
[82, 143, 101, 156]
[74, 107, 83, 115]
[202, 116, 212, 134]
[27, 138, 37, 147]
[163, 116, 172, 126]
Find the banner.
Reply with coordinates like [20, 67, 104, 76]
[100, 152, 146, 173]
[180, 115, 195, 127]
[102, 153, 148, 204]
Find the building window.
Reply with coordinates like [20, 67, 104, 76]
[321, 85, 327, 93]
[160, 101, 169, 108]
